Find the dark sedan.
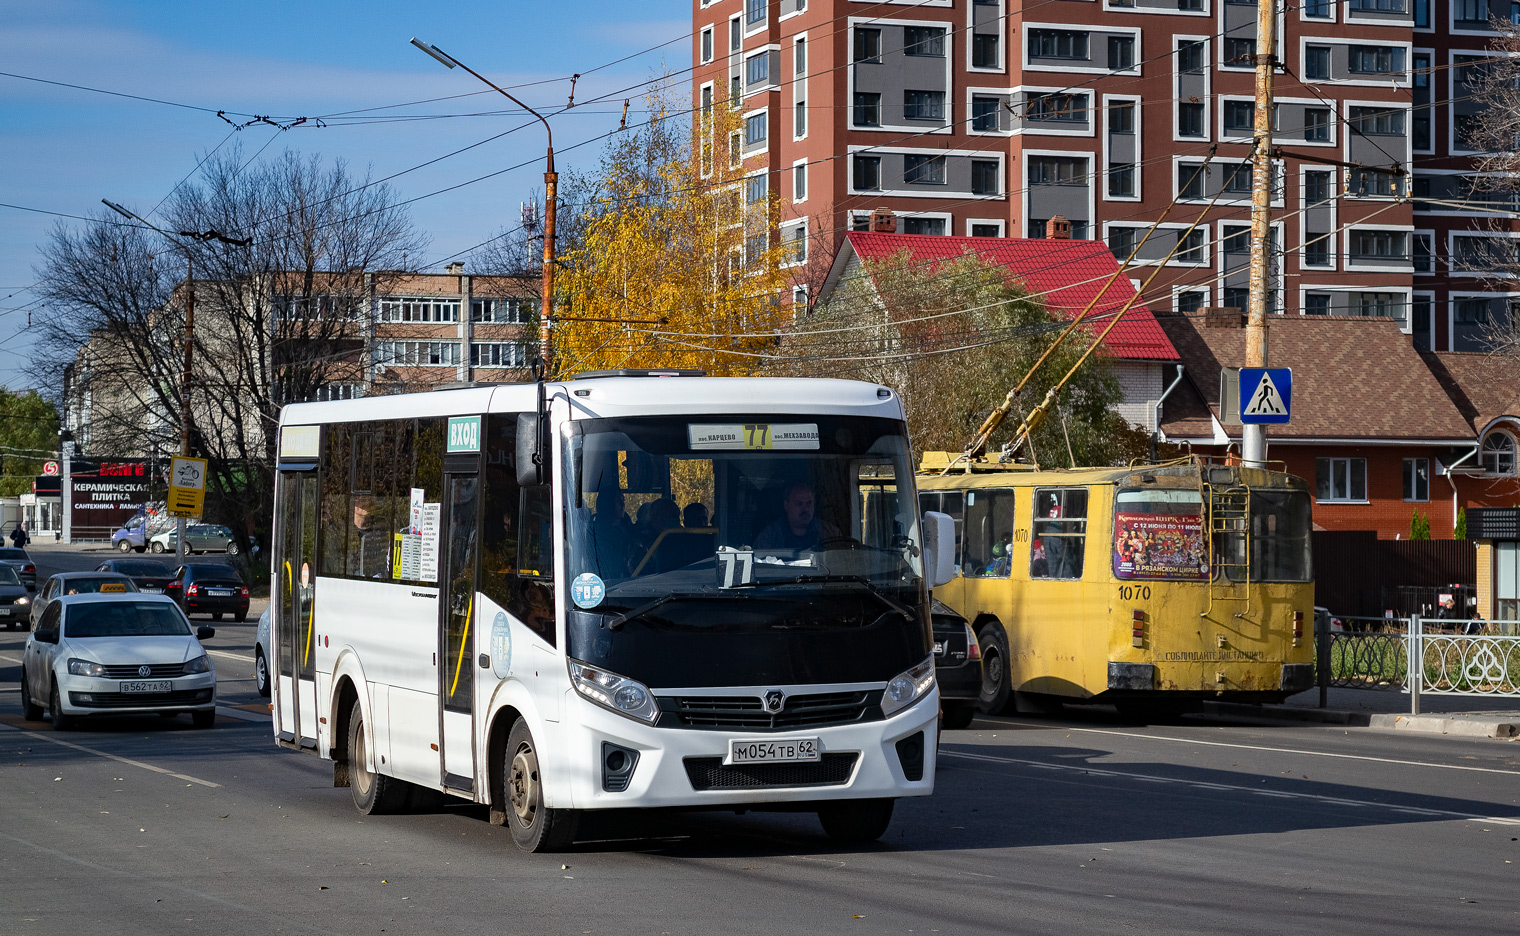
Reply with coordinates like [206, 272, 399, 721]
[0, 547, 38, 591]
[0, 566, 34, 630]
[169, 563, 250, 621]
[932, 598, 983, 730]
[94, 558, 176, 595]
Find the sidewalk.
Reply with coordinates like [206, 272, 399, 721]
[1206, 685, 1520, 740]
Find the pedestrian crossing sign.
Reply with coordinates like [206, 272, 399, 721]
[1238, 367, 1292, 425]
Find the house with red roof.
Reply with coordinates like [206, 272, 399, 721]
[818, 227, 1182, 435]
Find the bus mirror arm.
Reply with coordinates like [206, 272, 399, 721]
[517, 373, 553, 487]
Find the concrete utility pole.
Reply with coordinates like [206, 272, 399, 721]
[412, 39, 558, 371]
[1243, 0, 1277, 467]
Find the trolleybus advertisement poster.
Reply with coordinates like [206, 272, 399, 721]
[1113, 512, 1209, 580]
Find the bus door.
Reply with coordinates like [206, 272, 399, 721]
[439, 470, 480, 792]
[276, 468, 320, 748]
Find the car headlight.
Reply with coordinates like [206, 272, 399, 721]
[567, 659, 659, 724]
[183, 654, 212, 675]
[14, 596, 28, 606]
[67, 658, 108, 677]
[881, 656, 936, 718]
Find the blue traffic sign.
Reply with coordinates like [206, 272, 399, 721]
[1239, 367, 1292, 424]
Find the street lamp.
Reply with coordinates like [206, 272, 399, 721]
[411, 38, 558, 372]
[101, 199, 248, 564]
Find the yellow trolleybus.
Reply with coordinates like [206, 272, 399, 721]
[916, 455, 1315, 716]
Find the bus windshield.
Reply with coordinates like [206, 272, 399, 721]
[562, 414, 931, 687]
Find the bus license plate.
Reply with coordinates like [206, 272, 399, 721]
[728, 738, 820, 765]
[120, 681, 171, 693]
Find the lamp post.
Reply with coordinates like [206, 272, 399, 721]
[101, 200, 248, 564]
[411, 38, 557, 372]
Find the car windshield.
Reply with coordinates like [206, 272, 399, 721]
[64, 601, 190, 638]
[60, 577, 137, 595]
[0, 548, 27, 560]
[114, 560, 172, 576]
[189, 565, 240, 581]
[0, 567, 20, 586]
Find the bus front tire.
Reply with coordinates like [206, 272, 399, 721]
[347, 699, 408, 815]
[818, 798, 895, 843]
[976, 623, 1014, 715]
[504, 719, 578, 852]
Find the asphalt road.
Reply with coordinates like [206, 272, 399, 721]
[1, 549, 1517, 935]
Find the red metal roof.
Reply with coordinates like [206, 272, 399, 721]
[843, 232, 1180, 361]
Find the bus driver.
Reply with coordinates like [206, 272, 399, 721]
[754, 482, 837, 551]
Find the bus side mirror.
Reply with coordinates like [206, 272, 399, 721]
[922, 511, 956, 589]
[516, 412, 549, 487]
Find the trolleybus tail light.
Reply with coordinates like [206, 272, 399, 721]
[1131, 609, 1145, 648]
[568, 660, 660, 724]
[964, 623, 981, 661]
[1292, 610, 1304, 647]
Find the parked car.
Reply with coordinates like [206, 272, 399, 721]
[168, 563, 250, 622]
[93, 558, 176, 594]
[149, 524, 240, 555]
[932, 598, 983, 730]
[255, 608, 271, 698]
[30, 572, 139, 630]
[0, 547, 38, 591]
[110, 516, 152, 553]
[0, 565, 34, 631]
[19, 592, 217, 729]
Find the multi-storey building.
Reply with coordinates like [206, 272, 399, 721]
[694, 0, 1515, 349]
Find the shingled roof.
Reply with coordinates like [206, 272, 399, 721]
[825, 232, 1180, 362]
[1157, 313, 1475, 442]
[1422, 351, 1520, 435]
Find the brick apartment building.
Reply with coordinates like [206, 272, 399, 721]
[693, 0, 1518, 350]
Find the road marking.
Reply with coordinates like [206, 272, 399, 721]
[0, 652, 23, 664]
[207, 649, 254, 664]
[0, 723, 220, 787]
[944, 750, 1520, 826]
[1057, 725, 1520, 776]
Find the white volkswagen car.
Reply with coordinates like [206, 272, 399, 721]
[20, 593, 218, 730]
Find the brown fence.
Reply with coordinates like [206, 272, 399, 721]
[1312, 531, 1478, 618]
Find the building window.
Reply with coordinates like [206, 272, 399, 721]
[1413, 112, 1431, 150]
[854, 28, 881, 63]
[1484, 432, 1517, 475]
[377, 297, 460, 323]
[745, 173, 768, 205]
[1455, 0, 1488, 21]
[795, 38, 806, 76]
[1414, 0, 1430, 24]
[470, 342, 527, 368]
[1178, 229, 1206, 262]
[1222, 227, 1250, 254]
[1348, 46, 1403, 75]
[904, 154, 947, 185]
[1109, 163, 1136, 197]
[1176, 291, 1205, 314]
[1349, 106, 1405, 136]
[904, 26, 946, 57]
[1223, 37, 1253, 67]
[730, 17, 742, 51]
[1177, 41, 1205, 74]
[1316, 457, 1367, 502]
[701, 28, 713, 64]
[853, 154, 881, 190]
[701, 85, 713, 118]
[1027, 92, 1087, 123]
[1351, 230, 1409, 260]
[1305, 293, 1332, 315]
[746, 0, 766, 26]
[1109, 102, 1135, 133]
[1355, 292, 1403, 319]
[1304, 234, 1331, 267]
[786, 223, 808, 264]
[793, 162, 807, 201]
[1304, 108, 1331, 142]
[745, 112, 767, 144]
[374, 340, 462, 367]
[1351, 0, 1407, 9]
[1178, 0, 1204, 8]
[795, 100, 806, 137]
[972, 96, 1002, 132]
[903, 217, 947, 235]
[971, 160, 1000, 195]
[1109, 36, 1135, 71]
[746, 53, 770, 88]
[1224, 286, 1250, 311]
[1224, 100, 1255, 133]
[904, 90, 945, 121]
[1030, 29, 1089, 60]
[1028, 155, 1088, 185]
[1403, 458, 1430, 501]
[1108, 226, 1137, 261]
[1305, 46, 1331, 80]
[1455, 297, 1490, 323]
[1179, 101, 1205, 137]
[853, 92, 881, 126]
[1179, 163, 1206, 199]
[971, 223, 1001, 237]
[471, 298, 529, 324]
[1305, 0, 1333, 16]
[1305, 171, 1332, 204]
[973, 34, 999, 68]
[1413, 233, 1433, 273]
[850, 213, 871, 232]
[1223, 164, 1253, 194]
[729, 132, 741, 167]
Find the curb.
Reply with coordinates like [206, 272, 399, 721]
[1203, 700, 1370, 726]
[1367, 713, 1520, 740]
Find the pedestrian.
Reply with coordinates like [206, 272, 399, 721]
[8, 522, 27, 548]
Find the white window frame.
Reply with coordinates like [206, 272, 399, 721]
[1316, 456, 1370, 504]
[845, 145, 1007, 200]
[1016, 86, 1097, 138]
[1102, 93, 1143, 203]
[1173, 36, 1211, 144]
[1446, 231, 1520, 278]
[792, 158, 808, 204]
[965, 218, 1007, 236]
[966, 86, 1015, 137]
[1298, 165, 1339, 272]
[846, 17, 954, 134]
[1023, 148, 1095, 240]
[700, 26, 715, 65]
[1296, 38, 1414, 88]
[966, 1, 1007, 74]
[1343, 224, 1416, 273]
[1023, 23, 1142, 76]
[897, 211, 954, 236]
[1403, 456, 1431, 502]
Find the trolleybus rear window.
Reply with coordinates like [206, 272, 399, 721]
[1113, 489, 1208, 581]
[1247, 489, 1312, 583]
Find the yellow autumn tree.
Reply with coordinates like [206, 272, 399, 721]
[551, 83, 792, 376]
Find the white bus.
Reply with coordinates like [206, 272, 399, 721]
[270, 371, 946, 850]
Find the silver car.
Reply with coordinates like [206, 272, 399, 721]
[20, 593, 218, 729]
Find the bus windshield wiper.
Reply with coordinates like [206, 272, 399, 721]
[603, 590, 745, 630]
[733, 575, 915, 620]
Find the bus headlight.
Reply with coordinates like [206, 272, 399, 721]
[881, 657, 935, 718]
[568, 660, 659, 725]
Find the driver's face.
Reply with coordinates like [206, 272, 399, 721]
[785, 489, 815, 529]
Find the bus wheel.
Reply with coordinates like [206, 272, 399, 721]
[818, 798, 895, 843]
[504, 719, 578, 852]
[976, 623, 1013, 715]
[347, 699, 408, 815]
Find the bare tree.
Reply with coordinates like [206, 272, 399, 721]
[31, 146, 427, 542]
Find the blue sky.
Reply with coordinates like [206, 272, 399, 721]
[0, 0, 691, 390]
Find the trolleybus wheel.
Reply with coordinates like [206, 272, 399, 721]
[941, 701, 976, 730]
[347, 698, 408, 815]
[976, 622, 1013, 715]
[504, 719, 579, 852]
[818, 798, 895, 843]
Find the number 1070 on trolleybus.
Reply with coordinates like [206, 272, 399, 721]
[270, 372, 949, 850]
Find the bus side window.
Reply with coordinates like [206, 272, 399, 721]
[1031, 488, 1088, 580]
[963, 489, 1016, 579]
[516, 485, 557, 646]
[320, 423, 351, 576]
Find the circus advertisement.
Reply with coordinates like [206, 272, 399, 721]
[1113, 512, 1209, 580]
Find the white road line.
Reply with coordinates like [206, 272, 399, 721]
[0, 724, 220, 787]
[0, 652, 23, 664]
[1057, 725, 1520, 776]
[207, 649, 254, 664]
[944, 750, 1520, 825]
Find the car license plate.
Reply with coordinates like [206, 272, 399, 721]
[140, 587, 162, 594]
[728, 737, 820, 765]
[207, 588, 233, 596]
[0, 608, 11, 617]
[120, 681, 172, 693]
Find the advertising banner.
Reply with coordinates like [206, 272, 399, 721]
[1113, 512, 1209, 581]
[68, 459, 156, 533]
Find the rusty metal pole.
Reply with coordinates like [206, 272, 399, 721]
[1243, 0, 1277, 468]
[540, 159, 557, 371]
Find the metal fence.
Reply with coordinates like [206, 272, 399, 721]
[1317, 615, 1520, 712]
